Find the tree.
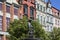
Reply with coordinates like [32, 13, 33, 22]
[8, 16, 49, 40]
[49, 27, 60, 40]
[8, 16, 29, 40]
[31, 20, 50, 40]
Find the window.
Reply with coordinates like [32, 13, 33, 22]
[14, 8, 18, 15]
[50, 26, 52, 31]
[55, 19, 57, 25]
[47, 16, 49, 22]
[40, 5, 42, 11]
[43, 17, 45, 25]
[39, 5, 41, 10]
[58, 20, 59, 26]
[47, 25, 49, 31]
[0, 16, 2, 31]
[37, 4, 39, 10]
[0, 3, 2, 11]
[37, 15, 39, 21]
[6, 5, 10, 13]
[6, 18, 10, 29]
[43, 7, 45, 12]
[23, 4, 28, 15]
[47, 8, 50, 13]
[30, 7, 34, 17]
[30, 7, 34, 19]
[40, 16, 42, 24]
[36, 3, 37, 9]
[50, 17, 53, 23]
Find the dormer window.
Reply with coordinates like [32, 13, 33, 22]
[47, 0, 51, 8]
[48, 3, 51, 8]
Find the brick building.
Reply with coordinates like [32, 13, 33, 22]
[0, 0, 36, 40]
[52, 6, 60, 28]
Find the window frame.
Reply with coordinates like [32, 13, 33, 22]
[23, 4, 28, 15]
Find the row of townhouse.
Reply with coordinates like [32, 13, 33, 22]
[36, 0, 60, 32]
[0, 0, 36, 40]
[0, 0, 60, 40]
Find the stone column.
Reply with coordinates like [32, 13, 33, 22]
[2, 2, 6, 40]
[10, 4, 14, 22]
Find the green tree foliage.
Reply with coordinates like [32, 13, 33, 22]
[8, 16, 49, 40]
[8, 16, 29, 40]
[31, 20, 50, 40]
[49, 27, 60, 40]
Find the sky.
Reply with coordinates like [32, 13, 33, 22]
[46, 0, 60, 10]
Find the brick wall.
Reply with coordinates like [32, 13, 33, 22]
[2, 2, 6, 40]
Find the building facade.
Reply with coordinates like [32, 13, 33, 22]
[36, 0, 54, 32]
[52, 7, 60, 28]
[0, 0, 36, 40]
[46, 0, 53, 31]
[35, 0, 47, 31]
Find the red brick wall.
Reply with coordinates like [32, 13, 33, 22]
[10, 4, 14, 22]
[2, 2, 7, 40]
[22, 0, 36, 19]
[0, 0, 36, 40]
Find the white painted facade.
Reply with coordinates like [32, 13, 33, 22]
[0, 11, 3, 16]
[53, 17, 60, 28]
[35, 0, 53, 32]
[6, 0, 19, 5]
[35, 0, 47, 30]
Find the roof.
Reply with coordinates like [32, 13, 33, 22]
[52, 6, 60, 12]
